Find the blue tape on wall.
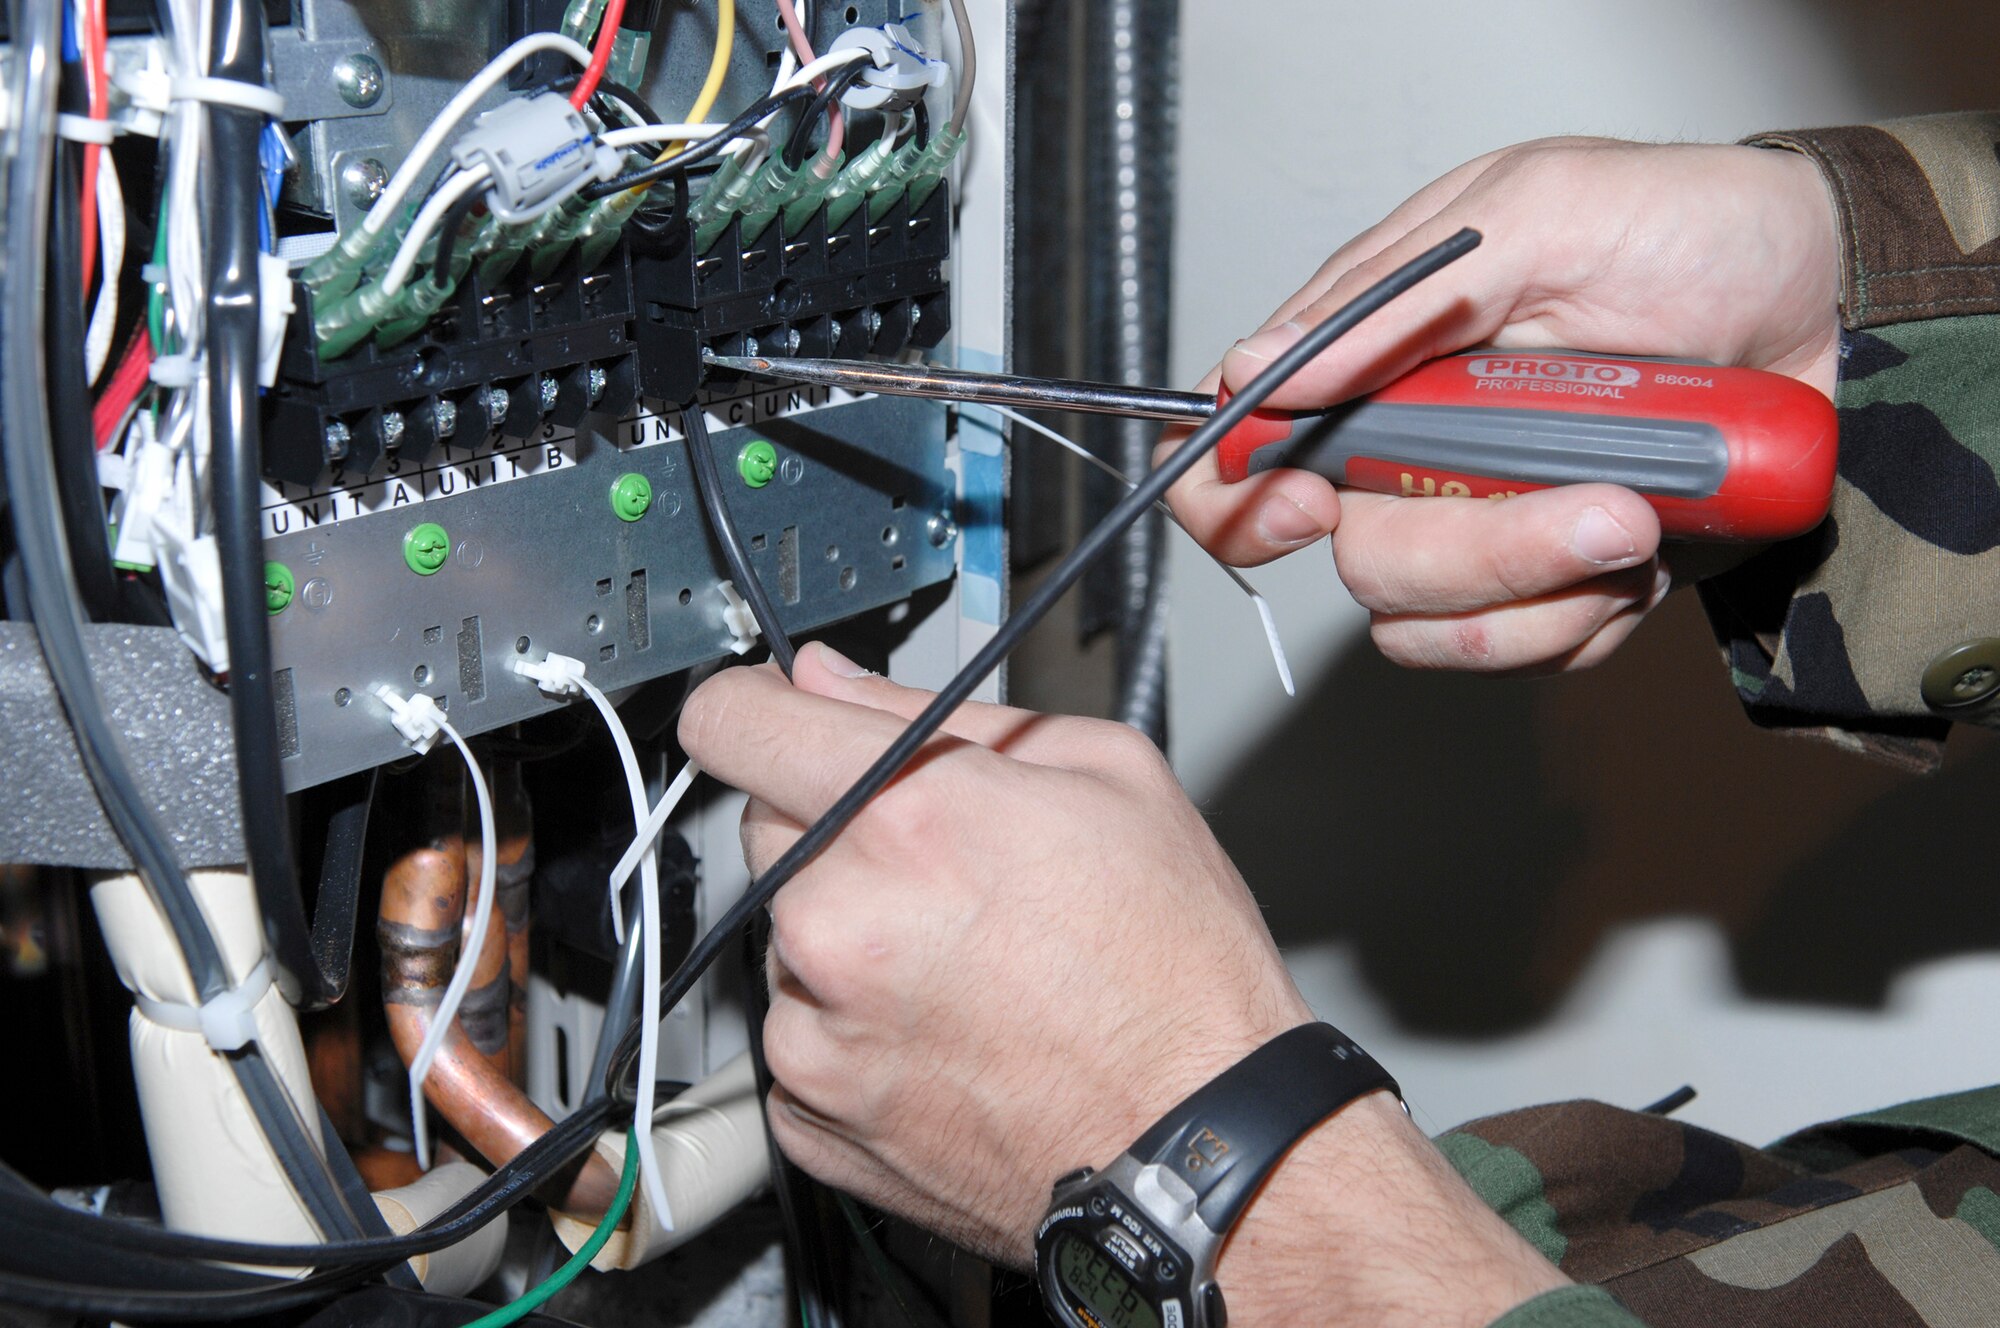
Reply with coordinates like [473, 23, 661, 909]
[956, 348, 1006, 625]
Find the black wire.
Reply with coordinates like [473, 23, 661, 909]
[225, 1050, 367, 1242]
[582, 83, 818, 201]
[605, 229, 1485, 1104]
[910, 98, 929, 149]
[590, 79, 667, 132]
[48, 139, 122, 622]
[204, 0, 334, 1015]
[0, 1096, 616, 1275]
[682, 403, 797, 675]
[430, 182, 485, 289]
[783, 62, 872, 171]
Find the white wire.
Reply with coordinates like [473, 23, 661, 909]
[572, 676, 676, 1230]
[982, 403, 1297, 697]
[598, 122, 731, 150]
[608, 758, 700, 898]
[360, 32, 594, 238]
[407, 717, 499, 1172]
[84, 147, 125, 385]
[378, 164, 489, 297]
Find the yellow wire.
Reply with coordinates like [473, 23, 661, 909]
[623, 0, 735, 199]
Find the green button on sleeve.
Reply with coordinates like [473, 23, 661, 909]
[1485, 1285, 1649, 1328]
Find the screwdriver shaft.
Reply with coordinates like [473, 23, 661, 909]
[707, 355, 1218, 424]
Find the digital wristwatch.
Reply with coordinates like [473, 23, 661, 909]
[1034, 1023, 1399, 1328]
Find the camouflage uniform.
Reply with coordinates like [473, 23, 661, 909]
[1480, 113, 2000, 1325]
[1700, 113, 2000, 774]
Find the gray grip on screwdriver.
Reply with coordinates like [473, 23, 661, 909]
[1243, 403, 1729, 499]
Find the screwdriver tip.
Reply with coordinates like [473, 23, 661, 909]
[705, 354, 775, 373]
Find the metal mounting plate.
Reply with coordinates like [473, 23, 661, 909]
[263, 391, 955, 791]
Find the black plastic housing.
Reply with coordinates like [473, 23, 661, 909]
[263, 179, 952, 485]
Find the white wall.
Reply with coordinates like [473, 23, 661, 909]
[1169, 0, 2000, 1141]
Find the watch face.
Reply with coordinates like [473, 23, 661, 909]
[1053, 1231, 1161, 1328]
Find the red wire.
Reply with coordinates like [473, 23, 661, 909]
[569, 0, 629, 110]
[79, 0, 108, 295]
[92, 327, 154, 451]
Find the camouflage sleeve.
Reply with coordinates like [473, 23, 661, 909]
[1696, 114, 2000, 771]
[1487, 1286, 1649, 1328]
[1438, 1086, 2000, 1327]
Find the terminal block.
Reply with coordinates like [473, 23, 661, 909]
[261, 245, 642, 485]
[631, 176, 953, 404]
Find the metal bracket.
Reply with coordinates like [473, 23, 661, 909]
[268, 30, 394, 123]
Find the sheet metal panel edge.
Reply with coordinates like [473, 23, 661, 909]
[264, 391, 954, 791]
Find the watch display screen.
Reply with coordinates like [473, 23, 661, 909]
[1055, 1232, 1161, 1328]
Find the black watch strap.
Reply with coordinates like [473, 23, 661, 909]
[1127, 1022, 1398, 1233]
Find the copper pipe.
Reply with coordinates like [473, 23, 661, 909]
[380, 760, 621, 1215]
[492, 760, 534, 1087]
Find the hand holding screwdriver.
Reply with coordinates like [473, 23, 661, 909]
[1166, 135, 1842, 673]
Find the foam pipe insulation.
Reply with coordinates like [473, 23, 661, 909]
[90, 870, 326, 1246]
[372, 1161, 507, 1294]
[548, 1051, 769, 1269]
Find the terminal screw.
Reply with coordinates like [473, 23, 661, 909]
[332, 54, 384, 109]
[433, 398, 458, 439]
[404, 522, 451, 576]
[611, 472, 653, 522]
[264, 562, 295, 614]
[381, 409, 406, 452]
[738, 439, 778, 488]
[538, 376, 559, 414]
[587, 366, 607, 406]
[323, 419, 352, 463]
[484, 387, 510, 428]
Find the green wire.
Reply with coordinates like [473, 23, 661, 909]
[461, 1127, 639, 1328]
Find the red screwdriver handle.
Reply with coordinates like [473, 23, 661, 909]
[1215, 351, 1837, 542]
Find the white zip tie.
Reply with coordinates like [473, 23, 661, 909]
[131, 955, 273, 1051]
[57, 112, 117, 144]
[982, 403, 1296, 697]
[169, 75, 286, 118]
[375, 686, 497, 1171]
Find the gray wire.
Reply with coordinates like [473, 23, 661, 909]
[944, 0, 976, 135]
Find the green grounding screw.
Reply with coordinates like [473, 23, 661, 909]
[611, 472, 653, 522]
[265, 562, 295, 614]
[404, 521, 451, 575]
[737, 440, 778, 489]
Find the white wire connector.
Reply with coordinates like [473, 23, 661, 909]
[718, 581, 759, 655]
[153, 514, 230, 674]
[376, 686, 498, 1172]
[828, 24, 946, 114]
[132, 955, 273, 1052]
[449, 92, 623, 226]
[107, 413, 174, 572]
[511, 650, 588, 697]
[374, 685, 447, 755]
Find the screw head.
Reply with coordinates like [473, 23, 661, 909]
[340, 157, 387, 211]
[264, 562, 295, 614]
[323, 419, 352, 462]
[332, 53, 384, 108]
[926, 512, 958, 548]
[538, 375, 559, 413]
[587, 366, 607, 405]
[484, 386, 510, 427]
[404, 521, 451, 576]
[611, 472, 653, 522]
[738, 439, 778, 488]
[433, 398, 458, 439]
[380, 409, 406, 451]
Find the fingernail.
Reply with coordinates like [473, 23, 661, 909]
[1257, 495, 1325, 547]
[1571, 507, 1638, 566]
[813, 641, 871, 678]
[1650, 563, 1674, 606]
[1230, 320, 1306, 365]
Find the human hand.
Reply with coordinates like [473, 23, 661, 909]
[1166, 138, 1841, 673]
[679, 644, 1569, 1324]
